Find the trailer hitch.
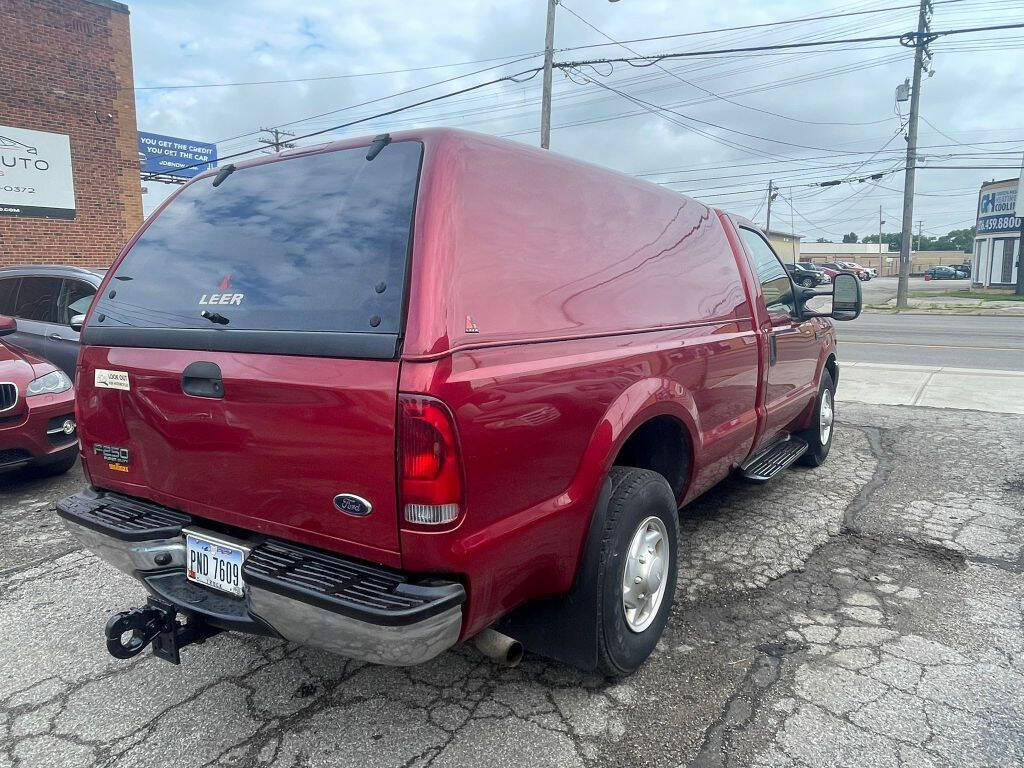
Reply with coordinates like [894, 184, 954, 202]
[104, 598, 221, 664]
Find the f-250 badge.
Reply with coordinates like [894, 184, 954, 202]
[93, 443, 130, 473]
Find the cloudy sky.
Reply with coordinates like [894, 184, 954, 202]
[130, 0, 1024, 241]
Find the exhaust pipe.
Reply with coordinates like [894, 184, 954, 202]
[472, 628, 524, 667]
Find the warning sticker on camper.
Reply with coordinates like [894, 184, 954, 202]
[94, 369, 130, 391]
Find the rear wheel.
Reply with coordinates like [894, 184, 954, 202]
[800, 277, 815, 288]
[594, 467, 679, 677]
[798, 370, 835, 467]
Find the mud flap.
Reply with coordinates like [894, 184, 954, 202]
[494, 477, 612, 672]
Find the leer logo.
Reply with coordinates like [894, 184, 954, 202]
[200, 273, 244, 306]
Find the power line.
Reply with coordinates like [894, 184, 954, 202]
[136, 52, 545, 92]
[149, 21, 1024, 180]
[134, 0, 967, 92]
[557, 22, 1024, 70]
[557, 0, 895, 128]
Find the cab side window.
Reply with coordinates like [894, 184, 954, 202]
[60, 280, 96, 325]
[13, 277, 60, 323]
[739, 228, 794, 314]
[0, 278, 18, 316]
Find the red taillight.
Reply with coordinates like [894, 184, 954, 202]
[398, 395, 463, 526]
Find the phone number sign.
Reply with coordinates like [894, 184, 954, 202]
[977, 214, 1021, 234]
[0, 124, 76, 220]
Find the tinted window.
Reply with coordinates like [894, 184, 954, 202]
[0, 279, 18, 315]
[61, 280, 96, 324]
[93, 141, 422, 335]
[14, 277, 60, 323]
[739, 228, 793, 313]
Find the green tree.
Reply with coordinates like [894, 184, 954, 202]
[842, 232, 858, 243]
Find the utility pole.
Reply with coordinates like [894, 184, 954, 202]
[790, 188, 797, 263]
[896, 0, 933, 308]
[258, 127, 296, 154]
[916, 220, 923, 253]
[540, 0, 557, 150]
[1015, 153, 1024, 295]
[766, 180, 777, 233]
[879, 205, 886, 274]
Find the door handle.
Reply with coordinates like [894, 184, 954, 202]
[181, 361, 224, 399]
[49, 333, 65, 341]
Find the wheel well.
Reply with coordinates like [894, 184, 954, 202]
[825, 354, 838, 388]
[613, 416, 691, 500]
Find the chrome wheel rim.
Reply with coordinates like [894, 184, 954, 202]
[819, 388, 834, 445]
[621, 516, 670, 633]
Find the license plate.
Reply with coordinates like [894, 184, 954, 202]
[185, 531, 247, 597]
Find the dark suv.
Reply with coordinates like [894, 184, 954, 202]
[0, 266, 104, 377]
[785, 262, 829, 288]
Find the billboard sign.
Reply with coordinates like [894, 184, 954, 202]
[0, 125, 76, 219]
[977, 181, 1020, 235]
[138, 132, 217, 178]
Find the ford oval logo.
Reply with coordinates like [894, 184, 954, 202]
[333, 494, 372, 517]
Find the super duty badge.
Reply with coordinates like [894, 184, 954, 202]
[93, 444, 130, 472]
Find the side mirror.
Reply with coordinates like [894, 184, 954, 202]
[0, 315, 16, 337]
[831, 272, 862, 321]
[70, 314, 86, 333]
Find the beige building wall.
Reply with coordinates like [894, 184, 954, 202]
[765, 231, 801, 263]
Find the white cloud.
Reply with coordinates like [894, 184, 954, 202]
[129, 0, 1024, 238]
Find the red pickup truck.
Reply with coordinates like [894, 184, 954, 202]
[57, 129, 861, 676]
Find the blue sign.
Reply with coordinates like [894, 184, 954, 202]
[138, 132, 217, 178]
[977, 185, 1020, 234]
[977, 214, 1021, 234]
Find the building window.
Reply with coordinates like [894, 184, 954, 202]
[973, 239, 987, 284]
[994, 238, 1016, 284]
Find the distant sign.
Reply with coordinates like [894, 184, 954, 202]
[977, 181, 1020, 234]
[138, 132, 217, 178]
[0, 124, 76, 219]
[1014, 155, 1024, 218]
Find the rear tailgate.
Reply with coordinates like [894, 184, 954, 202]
[77, 139, 423, 567]
[78, 346, 402, 563]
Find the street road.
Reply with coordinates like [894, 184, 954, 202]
[2, 403, 1023, 767]
[859, 276, 972, 305]
[835, 313, 1024, 371]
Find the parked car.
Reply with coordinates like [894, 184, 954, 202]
[0, 316, 78, 477]
[838, 262, 872, 281]
[846, 262, 878, 278]
[821, 262, 868, 281]
[0, 266, 104, 378]
[924, 266, 959, 280]
[946, 264, 970, 278]
[57, 128, 862, 676]
[785, 262, 829, 288]
[817, 264, 841, 280]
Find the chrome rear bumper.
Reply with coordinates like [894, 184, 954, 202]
[57, 490, 465, 666]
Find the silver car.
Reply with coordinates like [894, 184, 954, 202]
[0, 266, 104, 377]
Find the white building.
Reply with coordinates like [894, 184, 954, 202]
[973, 178, 1020, 287]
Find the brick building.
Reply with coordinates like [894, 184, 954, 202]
[0, 0, 142, 268]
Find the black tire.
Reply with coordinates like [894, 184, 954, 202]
[798, 370, 835, 467]
[30, 451, 78, 478]
[800, 277, 815, 288]
[594, 467, 679, 677]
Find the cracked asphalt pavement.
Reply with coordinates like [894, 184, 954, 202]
[2, 402, 1022, 767]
